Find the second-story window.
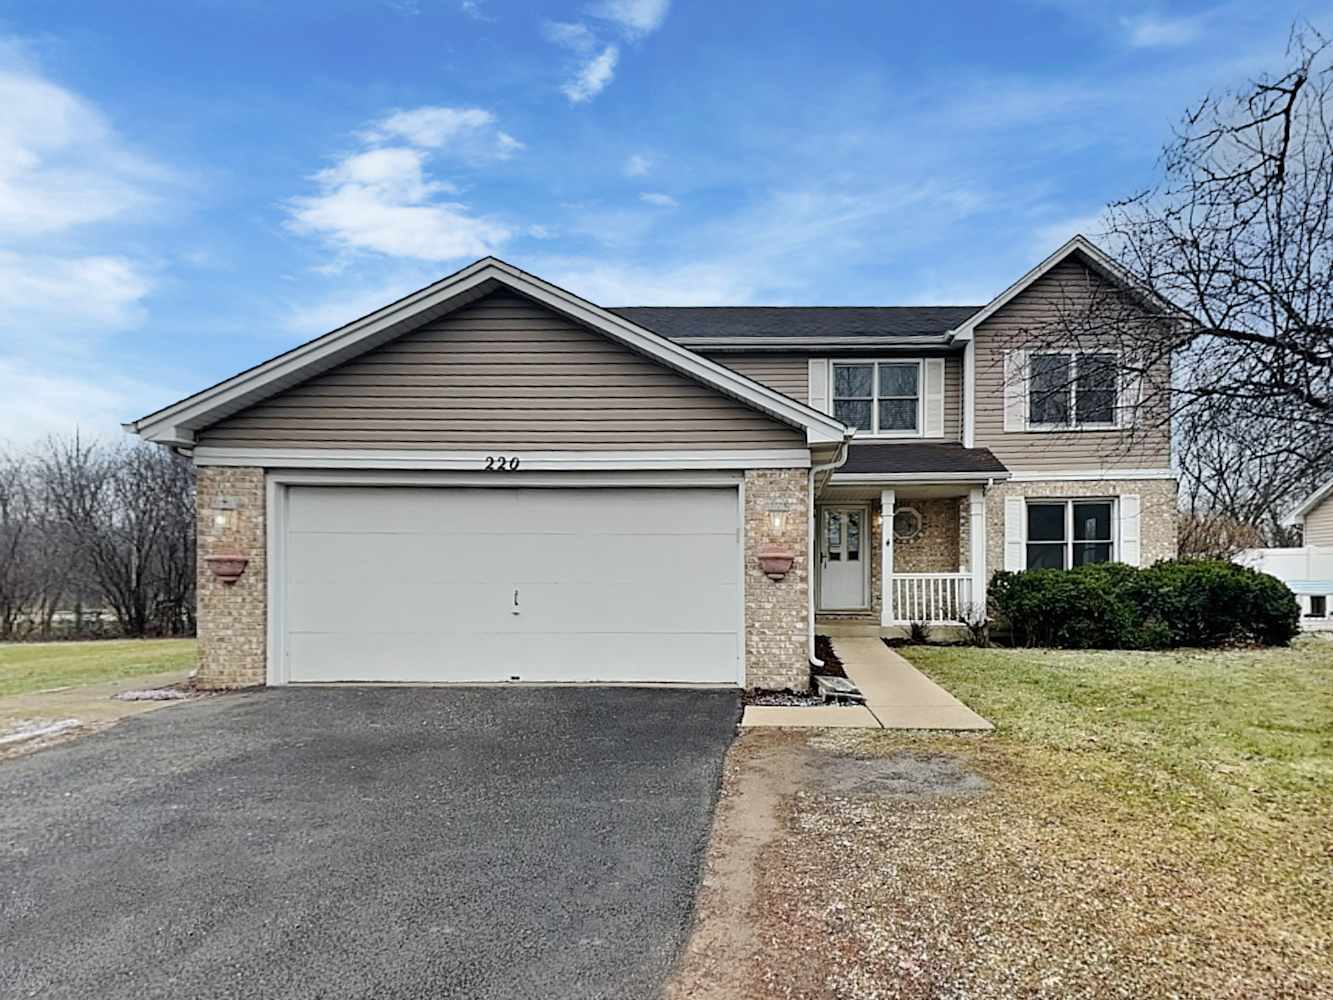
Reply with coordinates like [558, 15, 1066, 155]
[833, 361, 920, 435]
[1028, 352, 1118, 428]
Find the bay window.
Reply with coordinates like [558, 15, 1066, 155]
[1026, 499, 1115, 570]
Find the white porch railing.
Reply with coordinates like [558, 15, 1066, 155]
[889, 573, 973, 624]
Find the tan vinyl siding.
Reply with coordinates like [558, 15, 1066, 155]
[703, 353, 809, 404]
[1305, 497, 1333, 546]
[198, 292, 804, 451]
[700, 354, 959, 440]
[973, 258, 1172, 471]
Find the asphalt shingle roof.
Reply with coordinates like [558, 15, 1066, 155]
[838, 443, 1010, 476]
[608, 306, 981, 340]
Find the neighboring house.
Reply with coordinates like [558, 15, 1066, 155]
[1237, 479, 1333, 632]
[127, 235, 1177, 690]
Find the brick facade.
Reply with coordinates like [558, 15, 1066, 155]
[743, 468, 811, 691]
[985, 478, 1179, 578]
[196, 466, 267, 688]
[893, 497, 963, 573]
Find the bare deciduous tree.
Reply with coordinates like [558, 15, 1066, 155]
[1013, 24, 1333, 535]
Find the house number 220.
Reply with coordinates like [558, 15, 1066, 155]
[484, 455, 521, 471]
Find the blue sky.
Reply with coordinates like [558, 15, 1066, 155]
[0, 0, 1324, 441]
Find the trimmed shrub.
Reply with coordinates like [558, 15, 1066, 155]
[990, 559, 1299, 650]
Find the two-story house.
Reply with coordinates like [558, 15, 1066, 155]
[128, 235, 1177, 691]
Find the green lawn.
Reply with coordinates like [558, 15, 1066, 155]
[902, 638, 1333, 824]
[751, 640, 1333, 997]
[0, 639, 198, 697]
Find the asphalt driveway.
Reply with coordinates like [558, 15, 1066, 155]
[0, 686, 740, 999]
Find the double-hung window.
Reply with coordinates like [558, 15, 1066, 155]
[1028, 352, 1118, 428]
[1026, 500, 1115, 570]
[832, 362, 921, 435]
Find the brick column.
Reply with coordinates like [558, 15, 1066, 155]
[196, 466, 267, 688]
[744, 469, 810, 691]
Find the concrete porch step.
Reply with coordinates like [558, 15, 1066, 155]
[814, 620, 881, 638]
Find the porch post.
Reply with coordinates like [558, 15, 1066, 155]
[969, 487, 987, 616]
[880, 489, 895, 627]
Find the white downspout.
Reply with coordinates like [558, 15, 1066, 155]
[809, 435, 853, 667]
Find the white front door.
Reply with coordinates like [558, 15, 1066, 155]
[818, 506, 868, 610]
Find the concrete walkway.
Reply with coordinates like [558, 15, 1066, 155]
[741, 640, 992, 731]
[837, 638, 992, 730]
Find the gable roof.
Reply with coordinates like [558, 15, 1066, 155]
[1286, 476, 1333, 525]
[948, 234, 1191, 341]
[125, 257, 852, 449]
[610, 305, 980, 348]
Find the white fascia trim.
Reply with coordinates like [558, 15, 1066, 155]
[947, 235, 1186, 340]
[265, 468, 745, 489]
[130, 257, 850, 448]
[831, 471, 1012, 484]
[194, 447, 813, 471]
[675, 336, 953, 350]
[1285, 476, 1333, 525]
[1006, 468, 1176, 482]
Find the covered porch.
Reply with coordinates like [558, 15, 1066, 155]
[813, 443, 1009, 635]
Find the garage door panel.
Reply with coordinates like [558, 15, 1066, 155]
[288, 631, 737, 684]
[283, 485, 742, 684]
[505, 582, 739, 633]
[287, 581, 515, 634]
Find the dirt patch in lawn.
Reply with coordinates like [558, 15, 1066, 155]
[818, 749, 988, 797]
[669, 729, 1333, 1000]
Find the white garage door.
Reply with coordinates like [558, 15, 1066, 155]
[281, 485, 741, 684]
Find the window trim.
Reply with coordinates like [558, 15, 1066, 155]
[1024, 498, 1117, 570]
[1306, 595, 1328, 618]
[1025, 350, 1121, 432]
[831, 358, 924, 438]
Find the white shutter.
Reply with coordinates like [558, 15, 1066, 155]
[808, 359, 830, 414]
[1119, 362, 1143, 429]
[1119, 494, 1142, 566]
[1004, 495, 1026, 571]
[1003, 350, 1027, 432]
[923, 358, 945, 438]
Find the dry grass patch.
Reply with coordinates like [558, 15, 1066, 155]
[678, 640, 1333, 999]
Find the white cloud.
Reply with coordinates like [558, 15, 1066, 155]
[460, 0, 494, 21]
[1122, 13, 1204, 48]
[562, 45, 619, 104]
[1029, 210, 1109, 255]
[639, 191, 678, 207]
[527, 224, 558, 239]
[543, 20, 597, 53]
[0, 250, 152, 349]
[0, 359, 177, 446]
[281, 268, 441, 336]
[288, 144, 511, 262]
[625, 153, 653, 176]
[533, 256, 760, 306]
[359, 106, 523, 160]
[0, 62, 165, 238]
[589, 0, 671, 38]
[544, 2, 666, 104]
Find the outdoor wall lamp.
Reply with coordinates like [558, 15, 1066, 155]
[768, 509, 787, 532]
